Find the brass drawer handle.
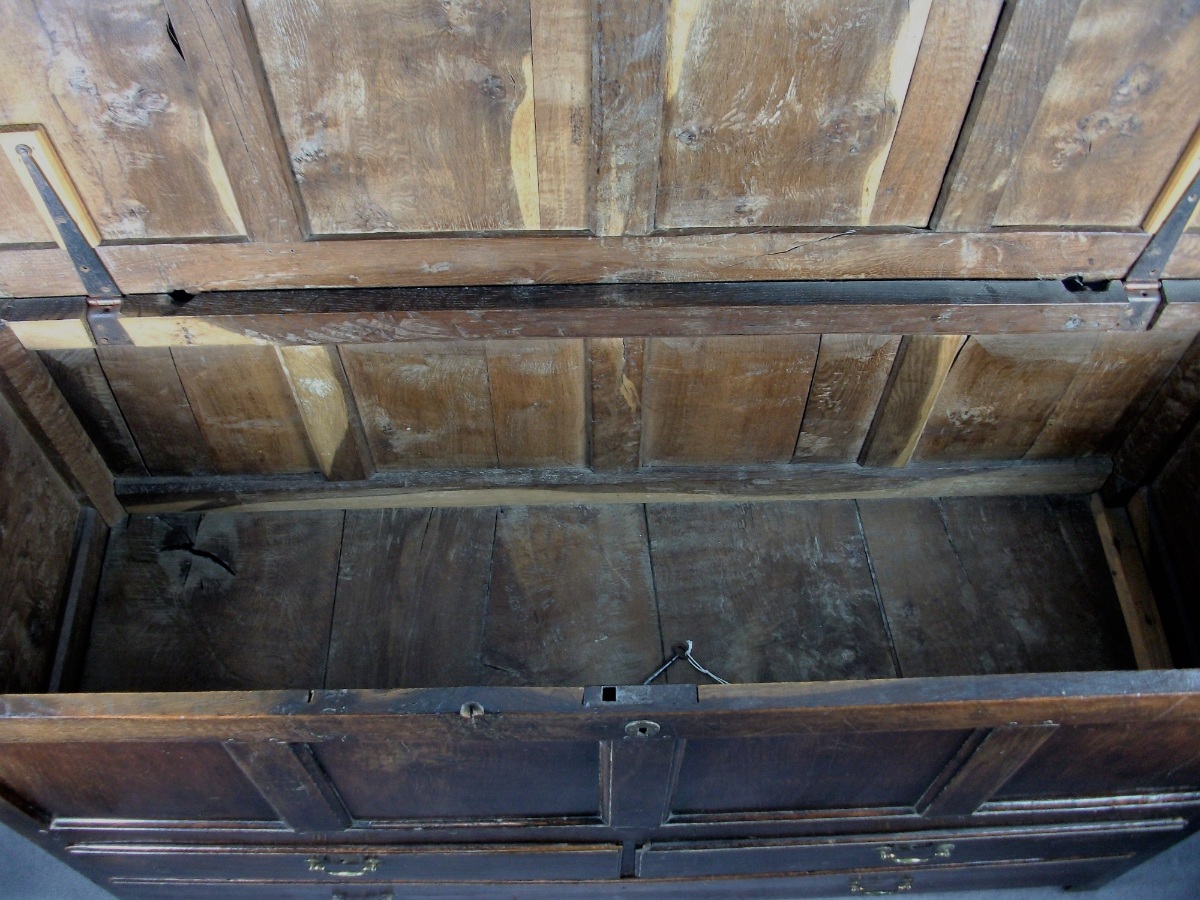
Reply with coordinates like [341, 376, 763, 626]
[878, 842, 953, 865]
[851, 876, 913, 895]
[307, 855, 380, 877]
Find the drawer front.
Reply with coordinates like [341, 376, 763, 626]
[636, 820, 1182, 878]
[109, 855, 1132, 899]
[72, 842, 622, 884]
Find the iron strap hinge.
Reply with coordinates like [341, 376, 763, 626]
[14, 143, 132, 345]
[1127, 166, 1200, 284]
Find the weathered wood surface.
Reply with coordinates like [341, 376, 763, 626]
[82, 511, 344, 691]
[0, 389, 81, 692]
[589, 337, 644, 471]
[114, 459, 1114, 516]
[82, 493, 1137, 692]
[277, 345, 373, 481]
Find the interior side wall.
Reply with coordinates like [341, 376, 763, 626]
[0, 389, 84, 692]
[1148, 419, 1200, 658]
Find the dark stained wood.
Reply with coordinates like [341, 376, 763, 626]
[162, 0, 307, 243]
[114, 458, 1115, 516]
[603, 738, 678, 828]
[641, 336, 819, 465]
[0, 325, 122, 524]
[47, 507, 109, 694]
[246, 0, 540, 234]
[647, 501, 897, 683]
[97, 346, 215, 477]
[870, 0, 1003, 225]
[486, 340, 587, 466]
[921, 725, 1058, 817]
[1149, 418, 1200, 654]
[81, 511, 343, 691]
[795, 335, 901, 463]
[172, 345, 316, 475]
[483, 506, 661, 685]
[592, 0, 667, 236]
[859, 334, 965, 467]
[1027, 330, 1196, 459]
[39, 348, 145, 476]
[340, 342, 498, 469]
[935, 0, 1084, 229]
[73, 231, 1149, 297]
[913, 335, 1093, 462]
[223, 740, 351, 832]
[589, 337, 644, 471]
[0, 389, 81, 693]
[326, 508, 497, 689]
[656, 0, 930, 228]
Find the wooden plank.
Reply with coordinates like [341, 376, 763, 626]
[657, 0, 931, 228]
[47, 507, 108, 694]
[0, 325, 122, 524]
[1090, 496, 1173, 670]
[326, 508, 497, 689]
[0, 248, 82, 299]
[592, 0, 667, 236]
[935, 0, 1084, 230]
[485, 340, 587, 466]
[223, 741, 351, 832]
[530, 0, 591, 230]
[589, 337, 644, 471]
[246, 0, 539, 234]
[115, 459, 1115, 516]
[859, 334, 965, 468]
[39, 349, 145, 476]
[641, 335, 819, 464]
[0, 149, 52, 246]
[340, 342, 498, 469]
[794, 335, 901, 463]
[79, 232, 1149, 296]
[482, 505, 661, 685]
[647, 501, 897, 683]
[859, 497, 1133, 677]
[172, 345, 316, 475]
[921, 725, 1058, 817]
[1027, 330, 1197, 459]
[1145, 124, 1200, 234]
[0, 389, 81, 692]
[97, 346, 214, 477]
[1165, 233, 1200, 279]
[162, 0, 307, 242]
[913, 335, 1094, 462]
[870, 0, 1003, 226]
[0, 126, 103, 249]
[81, 510, 344, 691]
[277, 345, 372, 481]
[993, 0, 1200, 227]
[0, 0, 243, 240]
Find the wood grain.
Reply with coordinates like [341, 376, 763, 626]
[82, 510, 343, 691]
[1144, 123, 1200, 233]
[173, 345, 315, 475]
[994, 0, 1200, 227]
[592, 0, 667, 235]
[530, 0, 591, 230]
[483, 505, 661, 685]
[340, 342, 498, 469]
[647, 501, 897, 683]
[1027, 330, 1196, 459]
[39, 349, 145, 476]
[247, 0, 539, 234]
[0, 390, 80, 692]
[326, 507, 497, 689]
[1090, 496, 1172, 670]
[913, 335, 1093, 462]
[163, 0, 307, 242]
[794, 335, 900, 463]
[0, 148, 54, 246]
[277, 345, 372, 481]
[921, 725, 1058, 817]
[657, 0, 930, 228]
[98, 346, 214, 477]
[641, 335, 819, 464]
[589, 337, 644, 471]
[935, 0, 1084, 230]
[485, 340, 587, 466]
[870, 0, 1003, 225]
[859, 334, 965, 467]
[0, 0, 243, 240]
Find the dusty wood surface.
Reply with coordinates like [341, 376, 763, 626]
[589, 337, 644, 471]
